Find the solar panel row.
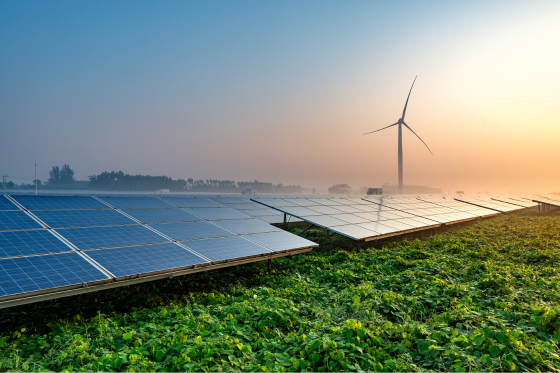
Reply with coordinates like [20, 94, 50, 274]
[0, 195, 317, 306]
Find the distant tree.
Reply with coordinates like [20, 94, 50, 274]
[60, 164, 75, 184]
[48, 166, 60, 184]
[328, 184, 352, 194]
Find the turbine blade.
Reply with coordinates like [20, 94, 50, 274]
[403, 121, 433, 155]
[363, 122, 398, 135]
[402, 76, 417, 121]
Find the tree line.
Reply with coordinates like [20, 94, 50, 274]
[2, 165, 304, 193]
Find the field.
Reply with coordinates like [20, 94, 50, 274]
[1, 209, 560, 372]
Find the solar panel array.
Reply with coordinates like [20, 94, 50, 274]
[252, 194, 532, 241]
[0, 195, 317, 307]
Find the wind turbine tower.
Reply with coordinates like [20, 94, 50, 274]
[364, 76, 433, 194]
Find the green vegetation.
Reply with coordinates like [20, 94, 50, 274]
[1, 210, 560, 371]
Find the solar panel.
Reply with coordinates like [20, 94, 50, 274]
[0, 253, 108, 298]
[0, 211, 43, 231]
[0, 230, 72, 258]
[56, 225, 168, 250]
[0, 197, 18, 211]
[122, 208, 202, 224]
[243, 209, 278, 217]
[163, 197, 224, 208]
[97, 197, 173, 209]
[148, 221, 234, 241]
[212, 219, 282, 235]
[32, 210, 136, 228]
[331, 214, 371, 224]
[219, 203, 260, 210]
[12, 196, 108, 210]
[278, 206, 322, 217]
[184, 208, 250, 221]
[85, 243, 208, 278]
[243, 231, 317, 252]
[182, 236, 272, 262]
[323, 224, 378, 240]
[332, 205, 367, 213]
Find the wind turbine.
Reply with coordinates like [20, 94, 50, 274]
[364, 76, 432, 194]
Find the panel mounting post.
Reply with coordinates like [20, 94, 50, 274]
[357, 240, 362, 253]
[283, 213, 287, 230]
[268, 259, 272, 272]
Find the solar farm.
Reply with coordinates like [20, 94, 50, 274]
[1, 192, 560, 371]
[0, 192, 557, 308]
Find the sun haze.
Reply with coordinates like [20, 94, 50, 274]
[1, 0, 559, 193]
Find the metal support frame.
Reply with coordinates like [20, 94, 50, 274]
[297, 224, 314, 236]
[283, 213, 287, 230]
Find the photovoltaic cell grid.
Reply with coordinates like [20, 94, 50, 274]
[98, 196, 174, 209]
[0, 253, 108, 298]
[32, 209, 137, 228]
[12, 195, 109, 210]
[0, 195, 317, 305]
[0, 196, 18, 211]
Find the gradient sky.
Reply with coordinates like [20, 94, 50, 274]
[1, 0, 559, 193]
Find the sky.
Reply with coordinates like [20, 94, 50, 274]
[1, 0, 559, 193]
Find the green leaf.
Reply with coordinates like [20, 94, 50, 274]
[275, 353, 292, 367]
[309, 339, 322, 350]
[193, 336, 202, 345]
[122, 332, 133, 341]
[155, 350, 165, 362]
[489, 345, 501, 357]
[417, 340, 431, 355]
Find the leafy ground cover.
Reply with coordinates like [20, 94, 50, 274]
[1, 209, 560, 371]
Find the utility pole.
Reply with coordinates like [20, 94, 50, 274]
[35, 163, 37, 195]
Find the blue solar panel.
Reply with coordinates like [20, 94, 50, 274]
[123, 209, 202, 224]
[244, 231, 317, 252]
[0, 196, 18, 211]
[0, 253, 108, 298]
[148, 222, 234, 241]
[85, 243, 208, 278]
[98, 197, 173, 209]
[0, 230, 72, 258]
[213, 219, 281, 235]
[56, 225, 168, 250]
[33, 210, 136, 228]
[12, 195, 109, 210]
[184, 208, 250, 221]
[163, 198, 224, 208]
[183, 236, 272, 262]
[0, 211, 43, 231]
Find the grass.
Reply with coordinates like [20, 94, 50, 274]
[1, 209, 560, 371]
